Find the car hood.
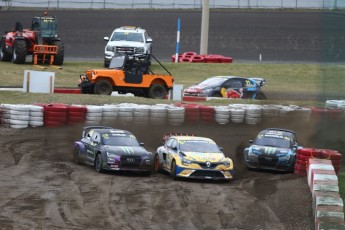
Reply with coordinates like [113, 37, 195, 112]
[250, 145, 292, 156]
[104, 146, 150, 156]
[182, 151, 225, 162]
[107, 40, 145, 47]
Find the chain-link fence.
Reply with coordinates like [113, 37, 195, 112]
[1, 0, 345, 9]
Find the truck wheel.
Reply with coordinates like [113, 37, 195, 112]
[51, 40, 64, 65]
[0, 38, 12, 62]
[12, 40, 27, 64]
[94, 80, 112, 95]
[148, 84, 167, 99]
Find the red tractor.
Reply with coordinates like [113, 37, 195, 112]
[0, 12, 64, 65]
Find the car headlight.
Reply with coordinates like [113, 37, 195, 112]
[106, 152, 118, 158]
[280, 154, 290, 161]
[136, 47, 144, 53]
[222, 159, 231, 166]
[181, 158, 193, 165]
[106, 45, 114, 51]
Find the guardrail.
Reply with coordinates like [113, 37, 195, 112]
[1, 0, 345, 10]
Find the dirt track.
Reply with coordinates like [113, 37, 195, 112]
[2, 116, 344, 230]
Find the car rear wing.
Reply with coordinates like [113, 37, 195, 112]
[162, 132, 195, 144]
[249, 77, 266, 86]
[82, 126, 113, 138]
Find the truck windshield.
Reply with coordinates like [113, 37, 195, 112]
[111, 32, 144, 43]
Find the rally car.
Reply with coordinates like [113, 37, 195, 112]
[154, 133, 234, 180]
[73, 126, 153, 174]
[243, 128, 300, 172]
[183, 76, 266, 99]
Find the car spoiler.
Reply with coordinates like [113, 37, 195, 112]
[249, 77, 266, 86]
[82, 126, 113, 138]
[162, 132, 195, 144]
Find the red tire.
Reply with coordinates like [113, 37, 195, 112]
[44, 104, 68, 112]
[183, 52, 197, 57]
[294, 169, 307, 176]
[171, 54, 183, 62]
[68, 111, 86, 118]
[296, 159, 307, 166]
[294, 164, 307, 171]
[44, 120, 65, 128]
[297, 148, 322, 158]
[192, 55, 205, 63]
[220, 57, 233, 63]
[204, 55, 222, 63]
[68, 105, 87, 112]
[296, 154, 310, 161]
[320, 149, 342, 160]
[180, 57, 193, 63]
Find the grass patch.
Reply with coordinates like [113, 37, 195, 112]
[339, 171, 345, 212]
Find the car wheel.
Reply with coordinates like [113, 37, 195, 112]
[148, 84, 167, 99]
[154, 153, 160, 173]
[94, 79, 112, 95]
[12, 39, 27, 64]
[170, 160, 177, 180]
[73, 147, 81, 164]
[255, 92, 267, 100]
[95, 153, 104, 173]
[211, 92, 222, 97]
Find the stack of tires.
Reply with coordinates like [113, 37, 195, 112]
[214, 106, 230, 124]
[182, 104, 200, 123]
[295, 148, 323, 176]
[320, 149, 342, 174]
[117, 103, 134, 123]
[229, 105, 245, 123]
[199, 105, 215, 123]
[244, 105, 262, 125]
[67, 105, 87, 125]
[150, 105, 167, 126]
[133, 105, 150, 125]
[85, 105, 103, 125]
[43, 104, 68, 128]
[29, 105, 44, 127]
[278, 105, 296, 120]
[5, 104, 30, 129]
[262, 105, 280, 123]
[172, 52, 233, 63]
[101, 104, 118, 125]
[167, 105, 185, 126]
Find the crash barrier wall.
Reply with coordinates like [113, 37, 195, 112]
[304, 158, 345, 230]
[0, 102, 344, 128]
[172, 52, 233, 63]
[2, 0, 345, 10]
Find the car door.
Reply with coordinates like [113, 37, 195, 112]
[86, 131, 101, 164]
[167, 139, 179, 171]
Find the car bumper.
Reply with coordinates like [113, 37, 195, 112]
[104, 157, 152, 172]
[175, 165, 233, 180]
[245, 159, 294, 172]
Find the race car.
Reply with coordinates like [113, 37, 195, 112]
[154, 133, 234, 180]
[73, 126, 153, 174]
[243, 128, 300, 172]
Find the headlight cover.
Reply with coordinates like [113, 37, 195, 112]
[136, 47, 144, 53]
[181, 157, 193, 165]
[106, 45, 114, 51]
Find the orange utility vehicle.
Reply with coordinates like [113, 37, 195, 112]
[78, 54, 174, 99]
[0, 12, 64, 65]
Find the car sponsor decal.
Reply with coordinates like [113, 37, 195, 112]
[121, 147, 134, 154]
[264, 147, 277, 155]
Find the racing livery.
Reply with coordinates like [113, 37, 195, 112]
[73, 126, 153, 174]
[244, 128, 300, 172]
[154, 133, 233, 180]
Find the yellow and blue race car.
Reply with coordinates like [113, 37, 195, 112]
[154, 133, 233, 181]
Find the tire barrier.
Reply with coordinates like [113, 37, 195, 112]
[1, 102, 345, 128]
[67, 105, 87, 125]
[306, 158, 345, 229]
[43, 103, 68, 128]
[171, 52, 233, 63]
[214, 106, 230, 125]
[85, 105, 103, 125]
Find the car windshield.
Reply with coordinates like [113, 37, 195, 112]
[254, 136, 291, 148]
[103, 136, 140, 146]
[109, 55, 125, 68]
[111, 32, 144, 42]
[179, 140, 221, 153]
[198, 77, 227, 87]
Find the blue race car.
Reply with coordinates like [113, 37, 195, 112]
[244, 128, 300, 172]
[73, 126, 153, 174]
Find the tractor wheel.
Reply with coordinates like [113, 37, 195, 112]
[12, 40, 27, 64]
[148, 84, 167, 99]
[94, 80, 113, 95]
[0, 38, 12, 62]
[51, 40, 64, 65]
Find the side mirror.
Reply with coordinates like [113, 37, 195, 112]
[249, 140, 253, 144]
[219, 147, 223, 151]
[140, 142, 145, 146]
[104, 36, 109, 41]
[146, 37, 153, 43]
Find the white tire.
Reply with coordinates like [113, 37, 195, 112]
[10, 119, 29, 125]
[10, 115, 30, 121]
[29, 120, 44, 127]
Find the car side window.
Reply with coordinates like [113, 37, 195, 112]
[170, 139, 178, 150]
[86, 131, 92, 140]
[91, 132, 100, 143]
[244, 79, 255, 87]
[166, 138, 174, 148]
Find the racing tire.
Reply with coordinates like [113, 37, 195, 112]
[0, 38, 12, 62]
[12, 39, 27, 64]
[95, 153, 104, 173]
[255, 92, 267, 100]
[171, 160, 178, 180]
[51, 40, 64, 65]
[148, 84, 167, 99]
[73, 147, 81, 164]
[94, 80, 113, 95]
[154, 154, 160, 173]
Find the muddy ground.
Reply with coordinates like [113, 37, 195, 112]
[1, 116, 344, 230]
